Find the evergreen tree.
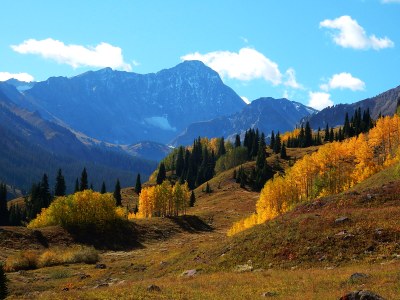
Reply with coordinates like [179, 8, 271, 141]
[156, 162, 166, 184]
[40, 174, 52, 208]
[324, 123, 329, 142]
[80, 168, 88, 191]
[270, 131, 275, 150]
[135, 174, 142, 195]
[217, 137, 226, 157]
[25, 183, 41, 221]
[273, 132, 281, 154]
[113, 179, 122, 206]
[0, 263, 8, 300]
[54, 169, 66, 197]
[255, 140, 266, 171]
[343, 112, 351, 138]
[0, 183, 8, 226]
[234, 134, 241, 148]
[304, 122, 313, 147]
[8, 204, 22, 226]
[189, 191, 196, 207]
[329, 127, 334, 142]
[100, 181, 106, 194]
[175, 146, 185, 177]
[74, 178, 79, 193]
[280, 143, 287, 159]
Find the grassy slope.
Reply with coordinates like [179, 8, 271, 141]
[2, 150, 400, 299]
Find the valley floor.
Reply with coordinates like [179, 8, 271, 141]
[2, 163, 400, 299]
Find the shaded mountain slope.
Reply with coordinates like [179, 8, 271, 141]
[172, 97, 317, 145]
[304, 85, 400, 128]
[16, 61, 245, 144]
[0, 87, 156, 194]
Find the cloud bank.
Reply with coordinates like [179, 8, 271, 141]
[0, 72, 34, 82]
[308, 91, 334, 110]
[320, 16, 394, 50]
[320, 72, 365, 91]
[11, 38, 132, 71]
[181, 47, 282, 85]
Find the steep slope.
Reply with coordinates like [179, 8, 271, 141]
[172, 97, 317, 145]
[0, 87, 156, 194]
[16, 61, 245, 144]
[304, 85, 400, 129]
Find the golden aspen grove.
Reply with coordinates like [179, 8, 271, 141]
[228, 114, 400, 236]
[134, 181, 190, 218]
[27, 190, 126, 229]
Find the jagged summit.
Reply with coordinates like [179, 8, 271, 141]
[13, 61, 245, 144]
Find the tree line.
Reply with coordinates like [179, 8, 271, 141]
[0, 167, 142, 226]
[229, 113, 400, 236]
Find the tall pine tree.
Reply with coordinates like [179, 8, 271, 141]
[100, 182, 106, 194]
[156, 162, 166, 184]
[80, 168, 88, 191]
[135, 174, 142, 195]
[113, 179, 122, 206]
[234, 134, 241, 148]
[54, 169, 66, 197]
[40, 174, 52, 208]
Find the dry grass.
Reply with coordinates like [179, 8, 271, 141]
[23, 262, 400, 300]
[4, 246, 98, 272]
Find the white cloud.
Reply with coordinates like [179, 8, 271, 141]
[11, 38, 132, 71]
[0, 72, 34, 82]
[320, 72, 365, 91]
[241, 96, 250, 104]
[181, 47, 282, 85]
[320, 15, 394, 50]
[308, 92, 333, 110]
[284, 68, 303, 89]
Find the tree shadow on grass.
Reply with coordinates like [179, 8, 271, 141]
[168, 215, 213, 233]
[66, 219, 144, 251]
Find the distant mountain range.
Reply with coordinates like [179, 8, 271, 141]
[304, 85, 400, 129]
[8, 61, 245, 145]
[0, 85, 157, 195]
[1, 59, 400, 197]
[172, 97, 318, 145]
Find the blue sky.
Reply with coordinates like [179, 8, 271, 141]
[1, 0, 399, 110]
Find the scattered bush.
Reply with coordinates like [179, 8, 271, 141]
[4, 250, 38, 272]
[4, 246, 99, 271]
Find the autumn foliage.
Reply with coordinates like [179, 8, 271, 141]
[135, 181, 190, 218]
[229, 115, 400, 236]
[27, 190, 125, 229]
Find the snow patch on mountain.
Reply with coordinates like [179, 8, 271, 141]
[145, 116, 177, 131]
